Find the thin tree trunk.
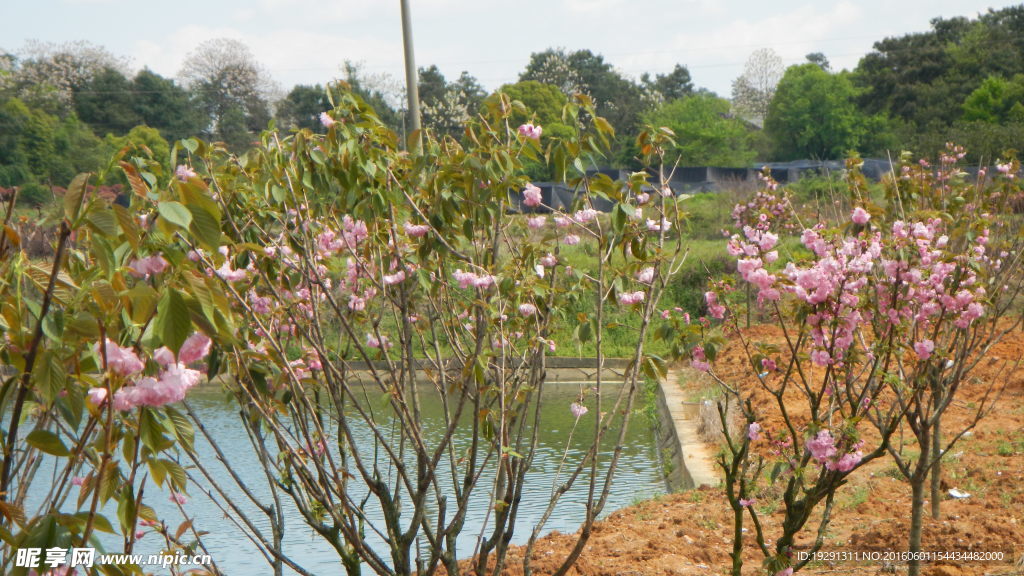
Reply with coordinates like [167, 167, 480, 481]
[908, 477, 925, 576]
[930, 413, 942, 520]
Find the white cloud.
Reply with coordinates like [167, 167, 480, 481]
[613, 1, 867, 95]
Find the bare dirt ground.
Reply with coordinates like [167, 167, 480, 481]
[476, 325, 1024, 576]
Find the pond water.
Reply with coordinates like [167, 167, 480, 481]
[26, 383, 666, 574]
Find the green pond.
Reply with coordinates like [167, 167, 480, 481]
[27, 383, 667, 574]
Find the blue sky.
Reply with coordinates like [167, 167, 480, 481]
[0, 0, 1017, 97]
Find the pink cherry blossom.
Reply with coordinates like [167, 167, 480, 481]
[71, 476, 86, 487]
[540, 254, 558, 268]
[519, 303, 537, 316]
[175, 165, 197, 182]
[94, 339, 145, 376]
[570, 402, 588, 418]
[739, 498, 756, 507]
[522, 183, 542, 207]
[112, 363, 203, 411]
[366, 333, 391, 349]
[806, 430, 837, 462]
[691, 345, 710, 372]
[87, 387, 108, 406]
[646, 218, 671, 232]
[527, 216, 546, 229]
[705, 291, 726, 320]
[319, 112, 336, 128]
[128, 254, 169, 278]
[562, 234, 580, 245]
[617, 291, 645, 306]
[635, 267, 655, 284]
[383, 270, 406, 285]
[747, 422, 761, 441]
[216, 258, 247, 280]
[404, 222, 430, 237]
[170, 492, 188, 505]
[851, 206, 871, 225]
[179, 332, 212, 364]
[452, 269, 496, 289]
[518, 123, 542, 140]
[574, 208, 599, 223]
[826, 451, 863, 472]
[913, 339, 935, 360]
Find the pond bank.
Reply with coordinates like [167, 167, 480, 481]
[654, 369, 719, 491]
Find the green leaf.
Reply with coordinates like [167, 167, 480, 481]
[161, 459, 187, 491]
[113, 204, 140, 250]
[26, 429, 70, 457]
[66, 311, 100, 338]
[188, 204, 222, 250]
[116, 485, 136, 536]
[127, 284, 159, 326]
[86, 206, 118, 237]
[148, 458, 168, 488]
[64, 173, 91, 221]
[139, 409, 174, 453]
[155, 289, 192, 354]
[164, 406, 195, 451]
[33, 351, 66, 405]
[158, 201, 193, 229]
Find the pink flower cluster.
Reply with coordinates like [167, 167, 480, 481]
[522, 183, 542, 207]
[94, 339, 145, 376]
[103, 333, 212, 411]
[690, 345, 710, 372]
[128, 254, 169, 279]
[878, 219, 988, 335]
[404, 222, 431, 237]
[453, 269, 497, 290]
[704, 291, 726, 319]
[617, 291, 645, 306]
[805, 429, 863, 473]
[730, 187, 792, 231]
[726, 222, 781, 305]
[518, 123, 542, 140]
[175, 165, 197, 182]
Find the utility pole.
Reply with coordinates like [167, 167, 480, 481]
[400, 0, 422, 153]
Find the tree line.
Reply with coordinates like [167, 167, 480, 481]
[2, 4, 1024, 204]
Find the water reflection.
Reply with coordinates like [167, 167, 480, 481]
[28, 384, 665, 574]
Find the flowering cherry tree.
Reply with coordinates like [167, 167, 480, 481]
[687, 149, 1024, 576]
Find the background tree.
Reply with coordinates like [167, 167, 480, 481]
[338, 61, 405, 134]
[11, 39, 128, 115]
[852, 6, 1024, 158]
[132, 68, 206, 143]
[178, 38, 277, 150]
[962, 74, 1024, 123]
[521, 48, 647, 164]
[275, 83, 331, 132]
[805, 52, 831, 71]
[640, 92, 756, 166]
[519, 48, 585, 97]
[73, 66, 140, 135]
[765, 63, 881, 160]
[640, 64, 694, 103]
[730, 48, 784, 125]
[417, 65, 486, 139]
[483, 80, 572, 179]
